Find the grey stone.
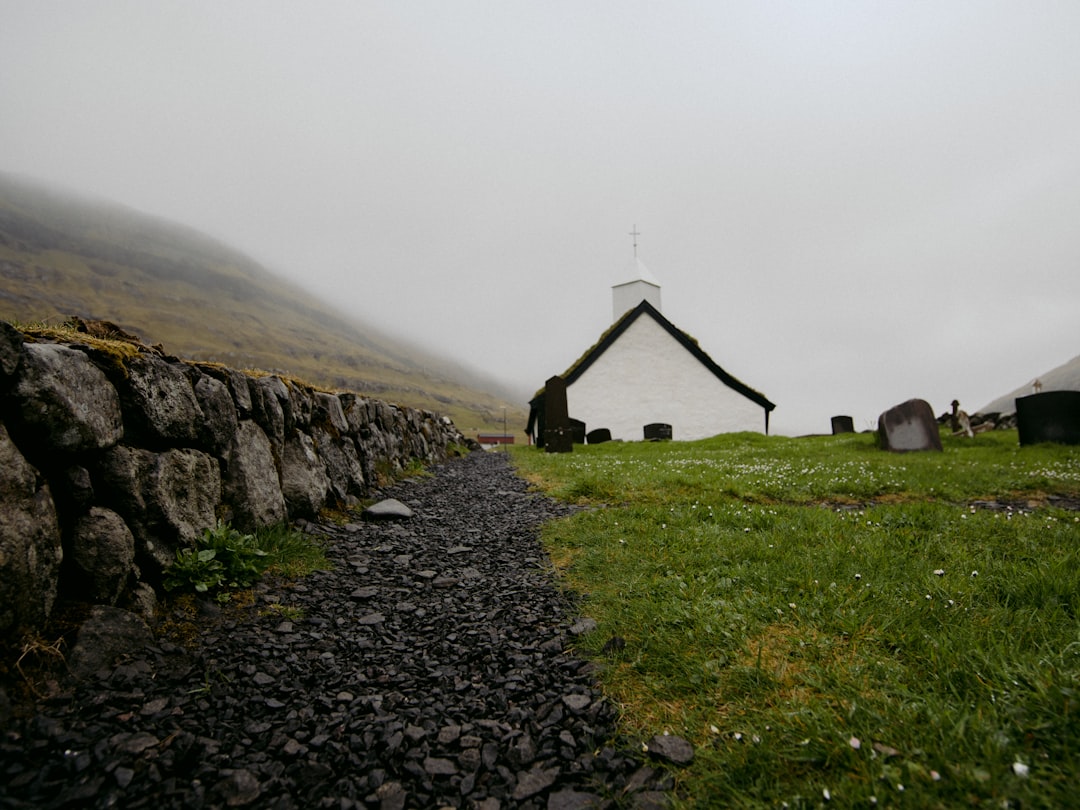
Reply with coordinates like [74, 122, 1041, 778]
[339, 392, 370, 436]
[221, 367, 254, 419]
[569, 618, 598, 636]
[118, 354, 203, 445]
[547, 789, 603, 810]
[213, 768, 262, 807]
[313, 391, 350, 434]
[192, 370, 239, 454]
[125, 582, 158, 623]
[0, 320, 24, 377]
[249, 376, 290, 451]
[67, 606, 153, 679]
[312, 425, 366, 502]
[0, 422, 62, 635]
[287, 383, 314, 429]
[876, 398, 943, 452]
[280, 431, 331, 519]
[513, 765, 560, 800]
[375, 781, 406, 810]
[645, 734, 694, 765]
[69, 507, 136, 604]
[12, 342, 123, 454]
[562, 694, 591, 712]
[96, 445, 221, 574]
[362, 498, 414, 521]
[222, 421, 286, 531]
[58, 465, 95, 512]
[423, 756, 457, 776]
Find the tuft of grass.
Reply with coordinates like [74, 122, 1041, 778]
[254, 523, 331, 579]
[511, 431, 1080, 808]
[262, 603, 306, 622]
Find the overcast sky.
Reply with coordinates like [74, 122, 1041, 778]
[3, 2, 1078, 435]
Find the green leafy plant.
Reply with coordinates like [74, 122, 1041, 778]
[164, 521, 331, 599]
[164, 521, 267, 595]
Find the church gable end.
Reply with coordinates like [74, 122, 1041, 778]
[528, 300, 775, 443]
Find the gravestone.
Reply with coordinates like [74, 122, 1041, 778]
[569, 418, 587, 445]
[543, 375, 573, 454]
[831, 415, 855, 435]
[876, 399, 942, 452]
[644, 423, 673, 441]
[1016, 391, 1080, 446]
[586, 428, 612, 445]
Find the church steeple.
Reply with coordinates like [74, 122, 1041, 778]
[612, 225, 661, 321]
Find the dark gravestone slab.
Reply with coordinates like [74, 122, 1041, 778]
[1016, 391, 1080, 446]
[876, 399, 942, 452]
[831, 415, 854, 435]
[586, 428, 612, 445]
[543, 375, 573, 454]
[569, 419, 586, 445]
[644, 423, 672, 441]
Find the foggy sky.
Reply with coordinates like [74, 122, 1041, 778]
[3, 1, 1078, 435]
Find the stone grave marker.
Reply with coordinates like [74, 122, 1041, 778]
[1016, 391, 1080, 446]
[543, 375, 573, 453]
[876, 399, 942, 452]
[644, 423, 673, 441]
[586, 428, 612, 444]
[831, 415, 855, 435]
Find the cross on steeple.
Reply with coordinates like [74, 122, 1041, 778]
[629, 224, 641, 257]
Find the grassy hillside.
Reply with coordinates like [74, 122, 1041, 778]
[0, 171, 526, 437]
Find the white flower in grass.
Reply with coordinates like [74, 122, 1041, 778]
[971, 570, 979, 578]
[849, 736, 861, 749]
[823, 787, 831, 801]
[1013, 761, 1030, 778]
[854, 573, 862, 580]
[933, 568, 945, 576]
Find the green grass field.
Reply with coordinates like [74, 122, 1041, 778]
[510, 430, 1080, 808]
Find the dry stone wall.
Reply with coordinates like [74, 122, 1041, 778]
[0, 322, 473, 638]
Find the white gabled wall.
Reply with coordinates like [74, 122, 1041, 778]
[566, 315, 766, 441]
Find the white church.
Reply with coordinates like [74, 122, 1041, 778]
[527, 247, 775, 444]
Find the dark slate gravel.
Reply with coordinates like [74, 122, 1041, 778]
[1, 451, 675, 809]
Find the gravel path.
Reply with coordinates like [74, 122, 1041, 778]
[1, 451, 676, 809]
